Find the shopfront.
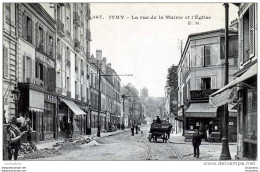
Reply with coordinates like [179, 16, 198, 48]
[44, 93, 57, 139]
[58, 98, 86, 138]
[210, 63, 257, 159]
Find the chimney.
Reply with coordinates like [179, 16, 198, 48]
[102, 57, 107, 64]
[96, 49, 102, 61]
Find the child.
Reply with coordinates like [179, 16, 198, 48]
[192, 129, 201, 158]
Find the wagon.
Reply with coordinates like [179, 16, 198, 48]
[148, 120, 172, 143]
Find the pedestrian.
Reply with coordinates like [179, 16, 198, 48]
[192, 129, 202, 158]
[6, 117, 27, 160]
[135, 124, 138, 134]
[131, 123, 135, 136]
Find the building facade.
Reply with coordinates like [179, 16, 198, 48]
[177, 29, 239, 141]
[210, 3, 257, 160]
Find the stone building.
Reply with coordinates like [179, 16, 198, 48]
[177, 29, 239, 141]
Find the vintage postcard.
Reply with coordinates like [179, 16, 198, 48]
[1, 1, 258, 172]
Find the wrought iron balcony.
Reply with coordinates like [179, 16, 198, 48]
[74, 39, 81, 52]
[190, 89, 218, 101]
[57, 19, 65, 37]
[73, 12, 80, 27]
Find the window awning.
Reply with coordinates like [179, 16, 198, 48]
[60, 98, 86, 115]
[209, 63, 257, 107]
[186, 103, 218, 118]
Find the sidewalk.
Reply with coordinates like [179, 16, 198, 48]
[168, 134, 237, 145]
[35, 128, 130, 150]
[168, 134, 237, 160]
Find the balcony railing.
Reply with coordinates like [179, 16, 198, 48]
[74, 39, 80, 52]
[86, 29, 91, 41]
[73, 12, 80, 27]
[190, 89, 218, 100]
[66, 59, 71, 68]
[57, 19, 65, 37]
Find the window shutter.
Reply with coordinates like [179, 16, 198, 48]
[31, 20, 35, 45]
[36, 23, 39, 47]
[3, 46, 8, 78]
[46, 31, 49, 54]
[43, 30, 46, 52]
[32, 59, 35, 78]
[249, 3, 255, 57]
[211, 76, 216, 89]
[22, 13, 27, 39]
[29, 58, 32, 78]
[201, 46, 204, 66]
[239, 18, 243, 64]
[205, 46, 211, 66]
[196, 78, 201, 90]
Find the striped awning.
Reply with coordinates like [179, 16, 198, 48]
[186, 103, 218, 118]
[60, 98, 86, 115]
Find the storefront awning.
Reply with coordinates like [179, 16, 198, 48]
[209, 63, 257, 107]
[186, 103, 218, 118]
[60, 98, 86, 115]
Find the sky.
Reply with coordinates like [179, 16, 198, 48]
[90, 3, 238, 97]
[41, 3, 239, 97]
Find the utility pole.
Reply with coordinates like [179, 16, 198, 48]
[220, 3, 231, 160]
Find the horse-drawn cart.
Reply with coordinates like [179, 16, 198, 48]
[148, 120, 172, 143]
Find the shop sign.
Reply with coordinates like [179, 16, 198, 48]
[36, 52, 55, 68]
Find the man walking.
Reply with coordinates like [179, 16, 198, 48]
[131, 123, 135, 136]
[192, 129, 202, 158]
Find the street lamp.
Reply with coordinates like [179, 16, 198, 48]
[220, 3, 231, 160]
[11, 86, 20, 118]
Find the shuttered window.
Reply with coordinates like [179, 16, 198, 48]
[211, 76, 217, 89]
[3, 46, 9, 78]
[205, 46, 211, 66]
[249, 3, 255, 57]
[48, 68, 56, 92]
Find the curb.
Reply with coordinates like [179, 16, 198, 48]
[100, 129, 131, 138]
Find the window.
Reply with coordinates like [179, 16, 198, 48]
[201, 78, 211, 90]
[67, 77, 70, 91]
[26, 57, 32, 79]
[75, 81, 77, 96]
[39, 63, 44, 81]
[243, 9, 250, 63]
[26, 16, 32, 43]
[204, 46, 211, 66]
[49, 36, 53, 57]
[3, 46, 9, 78]
[5, 3, 11, 23]
[35, 62, 38, 78]
[66, 8, 71, 35]
[38, 26, 44, 50]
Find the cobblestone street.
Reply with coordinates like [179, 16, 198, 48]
[21, 125, 237, 161]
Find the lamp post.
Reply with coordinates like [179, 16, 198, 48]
[220, 3, 231, 160]
[11, 86, 20, 118]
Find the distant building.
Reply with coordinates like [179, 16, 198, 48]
[140, 87, 149, 98]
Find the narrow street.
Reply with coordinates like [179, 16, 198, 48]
[26, 125, 236, 161]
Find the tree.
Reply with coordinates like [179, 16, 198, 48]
[166, 65, 178, 115]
